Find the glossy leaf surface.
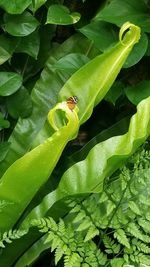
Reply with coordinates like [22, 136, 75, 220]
[0, 72, 22, 96]
[95, 0, 150, 33]
[79, 21, 118, 51]
[46, 5, 81, 25]
[0, 35, 19, 65]
[0, 142, 10, 162]
[15, 31, 40, 59]
[3, 11, 39, 37]
[0, 102, 79, 232]
[125, 80, 150, 105]
[0, 0, 32, 14]
[0, 113, 10, 130]
[6, 86, 33, 119]
[30, 0, 47, 13]
[123, 32, 148, 68]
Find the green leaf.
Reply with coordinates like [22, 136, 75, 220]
[13, 235, 51, 267]
[123, 32, 148, 68]
[0, 112, 10, 129]
[0, 0, 32, 14]
[105, 80, 124, 105]
[46, 4, 81, 25]
[0, 142, 10, 162]
[22, 96, 150, 227]
[0, 72, 22, 96]
[15, 30, 40, 59]
[95, 0, 150, 33]
[145, 34, 150, 56]
[30, 0, 47, 13]
[114, 229, 130, 248]
[0, 101, 79, 232]
[70, 116, 130, 163]
[84, 226, 99, 242]
[3, 11, 39, 37]
[0, 35, 19, 65]
[125, 80, 150, 105]
[6, 86, 33, 119]
[53, 53, 89, 74]
[128, 201, 141, 215]
[79, 21, 118, 51]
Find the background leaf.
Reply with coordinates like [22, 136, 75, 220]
[15, 30, 40, 59]
[94, 0, 150, 33]
[125, 80, 150, 105]
[123, 32, 148, 68]
[0, 0, 32, 14]
[105, 81, 124, 105]
[0, 72, 22, 96]
[0, 142, 10, 162]
[3, 11, 39, 37]
[0, 35, 19, 65]
[30, 0, 47, 13]
[79, 21, 118, 51]
[0, 112, 10, 129]
[53, 53, 89, 74]
[6, 86, 33, 119]
[46, 5, 81, 25]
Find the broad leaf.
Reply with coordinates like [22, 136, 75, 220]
[70, 116, 130, 163]
[95, 0, 150, 33]
[3, 11, 39, 37]
[0, 72, 22, 96]
[125, 80, 150, 105]
[0, 142, 10, 162]
[0, 102, 79, 232]
[123, 32, 148, 68]
[15, 31, 40, 59]
[53, 53, 89, 74]
[0, 0, 32, 14]
[30, 0, 47, 13]
[0, 112, 10, 130]
[6, 86, 33, 119]
[105, 81, 124, 105]
[46, 4, 81, 25]
[0, 35, 19, 65]
[79, 21, 118, 51]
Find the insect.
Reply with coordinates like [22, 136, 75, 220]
[66, 96, 78, 110]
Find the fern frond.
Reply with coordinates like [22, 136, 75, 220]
[110, 257, 125, 267]
[84, 226, 99, 242]
[103, 234, 121, 254]
[73, 210, 86, 223]
[30, 144, 150, 267]
[64, 253, 81, 267]
[77, 217, 92, 231]
[114, 229, 130, 249]
[127, 223, 146, 242]
[128, 201, 141, 215]
[138, 218, 150, 234]
[0, 229, 28, 248]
